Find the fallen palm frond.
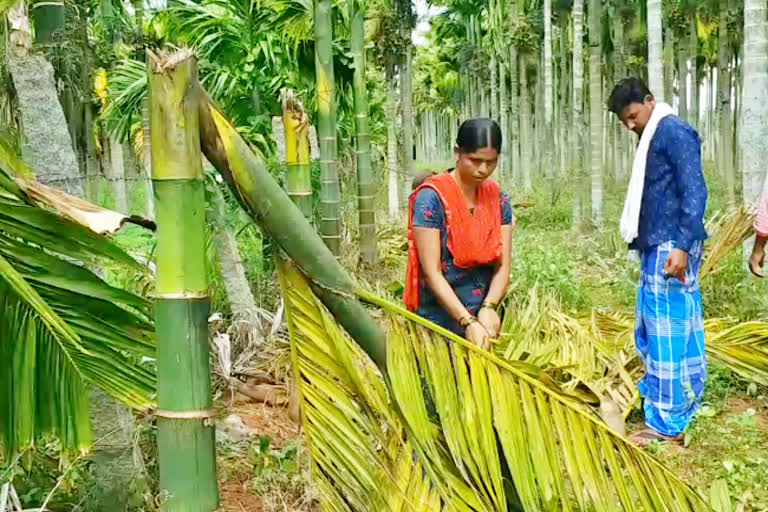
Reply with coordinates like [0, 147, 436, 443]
[701, 319, 768, 387]
[377, 224, 408, 268]
[277, 259, 711, 510]
[0, 140, 156, 458]
[581, 312, 768, 388]
[500, 298, 768, 419]
[497, 288, 640, 417]
[700, 207, 755, 280]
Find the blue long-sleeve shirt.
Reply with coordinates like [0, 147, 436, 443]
[630, 115, 708, 252]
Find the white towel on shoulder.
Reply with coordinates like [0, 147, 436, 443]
[620, 102, 675, 244]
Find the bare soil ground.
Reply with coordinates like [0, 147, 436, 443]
[217, 400, 315, 512]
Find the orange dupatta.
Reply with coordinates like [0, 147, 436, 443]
[404, 172, 503, 311]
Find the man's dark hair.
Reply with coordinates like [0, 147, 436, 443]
[607, 77, 653, 115]
[456, 118, 503, 153]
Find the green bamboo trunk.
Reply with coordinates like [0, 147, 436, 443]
[149, 51, 218, 512]
[32, 0, 65, 44]
[133, 0, 144, 41]
[314, 0, 342, 255]
[350, 0, 377, 266]
[282, 90, 313, 219]
[198, 90, 387, 372]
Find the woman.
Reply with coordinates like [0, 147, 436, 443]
[404, 119, 514, 350]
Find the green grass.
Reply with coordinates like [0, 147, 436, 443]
[628, 364, 768, 508]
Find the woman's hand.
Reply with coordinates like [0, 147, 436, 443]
[478, 307, 501, 338]
[465, 322, 490, 350]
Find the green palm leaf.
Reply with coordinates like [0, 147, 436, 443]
[277, 258, 712, 511]
[0, 143, 155, 457]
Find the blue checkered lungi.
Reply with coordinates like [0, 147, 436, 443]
[635, 240, 707, 436]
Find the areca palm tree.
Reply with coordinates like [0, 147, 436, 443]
[588, 0, 602, 225]
[349, 0, 377, 266]
[647, 0, 665, 100]
[0, 140, 155, 458]
[572, 0, 586, 228]
[740, 0, 768, 207]
[194, 66, 722, 509]
[717, 0, 735, 205]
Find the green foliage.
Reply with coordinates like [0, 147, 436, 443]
[656, 365, 768, 509]
[249, 437, 307, 493]
[0, 141, 156, 458]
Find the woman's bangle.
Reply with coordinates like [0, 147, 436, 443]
[481, 301, 498, 311]
[459, 314, 478, 328]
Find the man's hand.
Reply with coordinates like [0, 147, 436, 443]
[664, 249, 688, 281]
[478, 307, 501, 338]
[750, 237, 768, 278]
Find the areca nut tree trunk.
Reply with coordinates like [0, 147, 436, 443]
[149, 50, 218, 512]
[490, 52, 498, 118]
[282, 90, 313, 219]
[543, 0, 554, 177]
[401, 45, 414, 208]
[509, 42, 520, 184]
[314, 0, 343, 255]
[613, 14, 627, 182]
[350, 0, 377, 266]
[689, 11, 699, 130]
[741, 0, 768, 208]
[386, 66, 399, 219]
[559, 19, 569, 178]
[209, 174, 259, 320]
[519, 51, 532, 189]
[664, 25, 675, 104]
[588, 0, 602, 225]
[647, 0, 665, 101]
[499, 58, 509, 178]
[717, 0, 735, 205]
[572, 0, 586, 228]
[678, 34, 689, 120]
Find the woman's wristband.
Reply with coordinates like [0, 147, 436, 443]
[459, 314, 478, 328]
[481, 301, 498, 311]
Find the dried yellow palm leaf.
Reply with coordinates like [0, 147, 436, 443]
[278, 260, 712, 511]
[700, 207, 755, 279]
[93, 67, 109, 111]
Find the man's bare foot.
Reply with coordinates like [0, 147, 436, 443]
[630, 428, 683, 448]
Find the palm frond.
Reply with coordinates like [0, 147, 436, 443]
[700, 207, 755, 280]
[101, 58, 147, 143]
[278, 258, 712, 511]
[0, 144, 155, 457]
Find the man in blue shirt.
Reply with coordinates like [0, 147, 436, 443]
[608, 78, 708, 447]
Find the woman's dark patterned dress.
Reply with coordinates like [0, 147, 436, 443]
[412, 187, 513, 334]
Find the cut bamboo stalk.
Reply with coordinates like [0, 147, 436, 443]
[197, 89, 387, 372]
[281, 90, 313, 219]
[149, 49, 218, 512]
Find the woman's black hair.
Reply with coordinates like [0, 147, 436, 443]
[455, 118, 502, 154]
[607, 77, 653, 115]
